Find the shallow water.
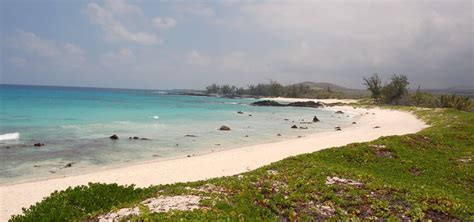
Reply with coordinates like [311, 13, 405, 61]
[0, 84, 358, 184]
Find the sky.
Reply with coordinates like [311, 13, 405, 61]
[1, 0, 473, 90]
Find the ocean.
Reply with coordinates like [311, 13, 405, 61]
[0, 84, 358, 184]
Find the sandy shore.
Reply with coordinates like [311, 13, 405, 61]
[0, 106, 428, 221]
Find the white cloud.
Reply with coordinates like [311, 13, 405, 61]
[7, 30, 86, 69]
[175, 4, 215, 17]
[100, 48, 135, 66]
[152, 17, 177, 30]
[86, 2, 160, 45]
[105, 0, 141, 16]
[186, 50, 211, 67]
[8, 56, 28, 67]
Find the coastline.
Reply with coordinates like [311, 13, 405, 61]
[0, 105, 428, 221]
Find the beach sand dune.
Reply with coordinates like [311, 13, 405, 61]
[0, 106, 427, 221]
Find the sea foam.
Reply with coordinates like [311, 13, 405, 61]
[0, 132, 20, 141]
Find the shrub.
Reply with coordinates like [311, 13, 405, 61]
[381, 74, 409, 104]
[439, 94, 473, 111]
[363, 74, 383, 103]
[10, 183, 155, 222]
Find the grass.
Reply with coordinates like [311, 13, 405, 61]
[10, 107, 474, 221]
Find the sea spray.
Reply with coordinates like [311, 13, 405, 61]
[0, 132, 20, 141]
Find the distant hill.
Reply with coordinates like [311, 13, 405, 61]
[422, 86, 474, 98]
[294, 82, 369, 98]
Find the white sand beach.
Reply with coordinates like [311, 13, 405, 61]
[0, 105, 428, 221]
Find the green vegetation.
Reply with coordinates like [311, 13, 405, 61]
[364, 74, 409, 105]
[11, 108, 474, 221]
[10, 183, 156, 221]
[205, 81, 353, 99]
[364, 74, 473, 111]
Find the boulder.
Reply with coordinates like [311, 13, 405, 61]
[352, 122, 357, 124]
[219, 125, 231, 131]
[110, 134, 119, 140]
[250, 100, 284, 106]
[299, 127, 308, 129]
[335, 126, 342, 131]
[313, 116, 320, 122]
[291, 125, 298, 129]
[287, 101, 324, 108]
[335, 111, 344, 114]
[237, 111, 244, 114]
[33, 143, 44, 147]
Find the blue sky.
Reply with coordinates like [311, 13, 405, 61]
[1, 0, 473, 89]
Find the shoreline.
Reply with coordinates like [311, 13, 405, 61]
[0, 105, 428, 221]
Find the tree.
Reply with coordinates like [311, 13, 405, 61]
[363, 74, 382, 103]
[221, 85, 232, 95]
[205, 83, 220, 94]
[381, 74, 409, 104]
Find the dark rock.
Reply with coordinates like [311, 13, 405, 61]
[374, 126, 381, 129]
[313, 116, 320, 122]
[133, 136, 139, 140]
[335, 126, 342, 131]
[34, 143, 45, 147]
[140, 138, 149, 140]
[287, 101, 324, 108]
[63, 162, 74, 168]
[187, 155, 191, 158]
[219, 125, 231, 131]
[245, 135, 249, 137]
[185, 135, 197, 137]
[325, 102, 345, 107]
[284, 118, 289, 121]
[110, 134, 119, 140]
[250, 100, 284, 106]
[291, 125, 298, 129]
[335, 111, 344, 114]
[277, 134, 281, 136]
[237, 111, 244, 114]
[299, 127, 308, 129]
[248, 114, 252, 116]
[352, 122, 357, 124]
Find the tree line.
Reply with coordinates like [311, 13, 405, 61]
[364, 74, 472, 111]
[205, 81, 345, 99]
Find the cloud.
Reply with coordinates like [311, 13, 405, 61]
[237, 1, 473, 88]
[152, 17, 177, 30]
[175, 3, 215, 17]
[7, 30, 86, 69]
[86, 2, 160, 45]
[104, 0, 141, 16]
[100, 48, 135, 66]
[8, 56, 28, 67]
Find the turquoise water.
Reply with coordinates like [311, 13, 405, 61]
[0, 84, 358, 184]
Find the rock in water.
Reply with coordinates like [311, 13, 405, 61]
[237, 111, 244, 114]
[291, 125, 298, 129]
[219, 125, 231, 131]
[33, 143, 44, 147]
[313, 116, 320, 122]
[110, 134, 119, 140]
[287, 101, 324, 108]
[250, 100, 284, 106]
